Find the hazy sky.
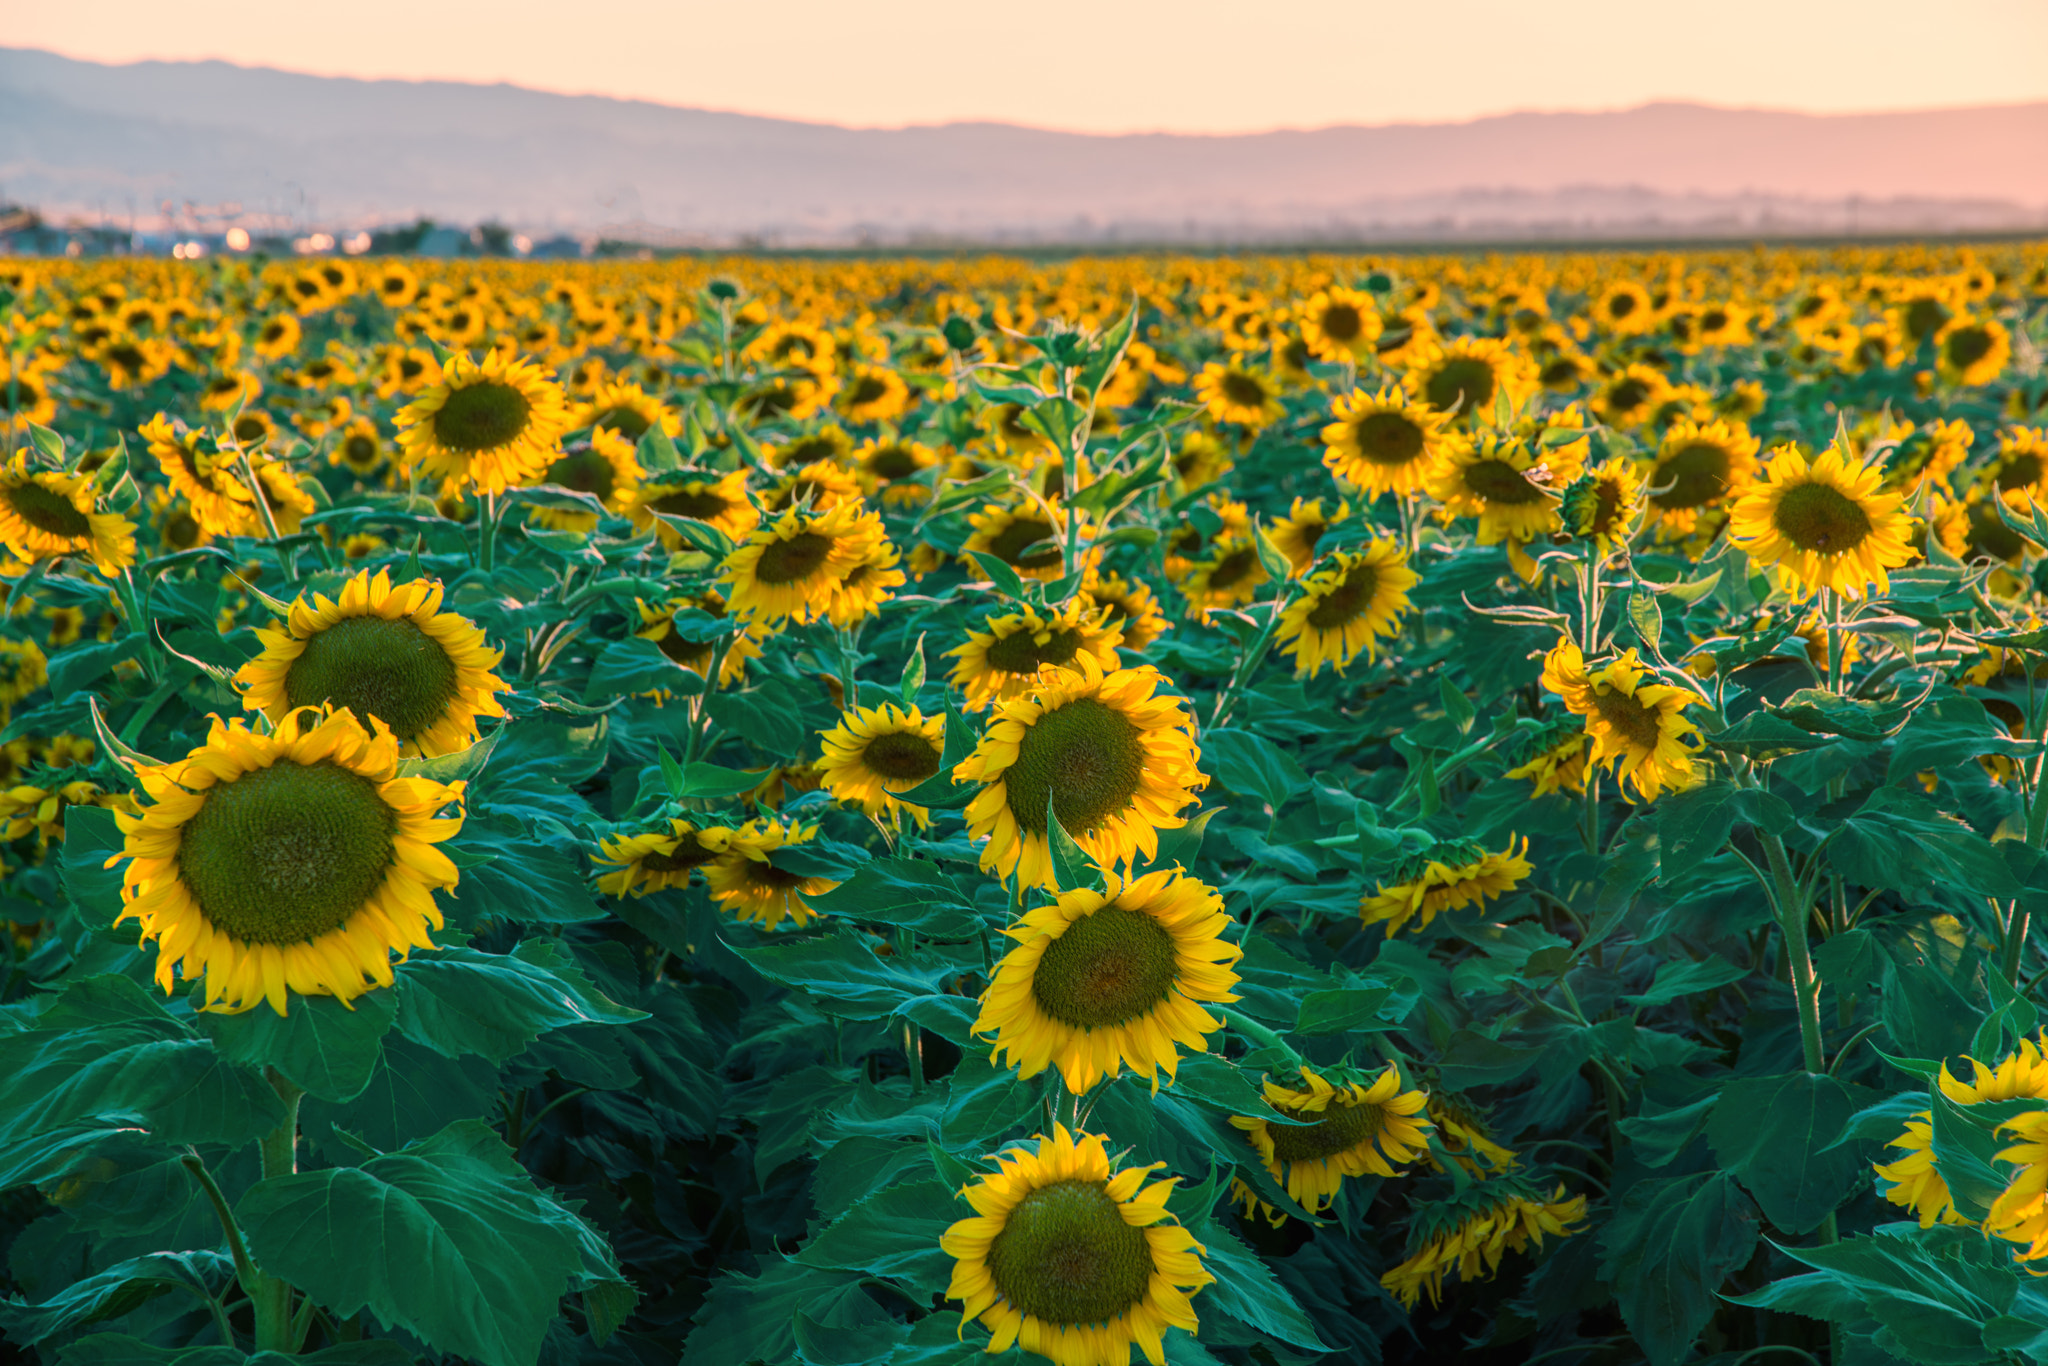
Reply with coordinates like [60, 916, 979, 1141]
[12, 0, 2048, 133]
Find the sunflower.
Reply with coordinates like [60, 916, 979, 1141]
[1540, 640, 1702, 801]
[942, 1124, 1212, 1366]
[962, 502, 1075, 582]
[0, 638, 48, 718]
[763, 460, 863, 514]
[956, 655, 1206, 891]
[765, 425, 856, 473]
[1230, 1064, 1431, 1215]
[1559, 459, 1644, 555]
[1171, 432, 1234, 494]
[393, 350, 572, 496]
[1727, 441, 1915, 600]
[744, 320, 837, 378]
[253, 313, 302, 360]
[977, 867, 1240, 1092]
[1402, 337, 1535, 424]
[1382, 1182, 1587, 1309]
[1274, 541, 1419, 677]
[818, 703, 946, 827]
[838, 364, 912, 423]
[1193, 362, 1285, 429]
[633, 591, 762, 686]
[0, 452, 137, 576]
[1321, 387, 1451, 498]
[719, 500, 887, 627]
[702, 817, 837, 930]
[1427, 1096, 1521, 1177]
[1502, 730, 1590, 797]
[199, 370, 261, 413]
[0, 358, 59, 427]
[571, 379, 678, 442]
[628, 469, 761, 549]
[139, 414, 256, 537]
[110, 707, 464, 1017]
[1937, 316, 2010, 387]
[1984, 427, 2048, 504]
[1875, 1035, 2048, 1229]
[526, 428, 642, 533]
[236, 569, 508, 758]
[1268, 497, 1349, 575]
[1591, 280, 1657, 334]
[330, 417, 388, 477]
[593, 819, 743, 899]
[1641, 418, 1760, 537]
[1080, 572, 1170, 653]
[1180, 536, 1268, 617]
[252, 458, 315, 536]
[1427, 432, 1581, 572]
[947, 599, 1124, 712]
[824, 534, 906, 628]
[1361, 837, 1532, 937]
[1297, 286, 1382, 360]
[1884, 418, 1972, 495]
[1989, 1108, 2048, 1261]
[1590, 363, 1672, 430]
[853, 437, 940, 506]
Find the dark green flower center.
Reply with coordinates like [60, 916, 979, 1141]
[1005, 697, 1148, 838]
[1220, 371, 1270, 408]
[1426, 358, 1496, 416]
[1306, 563, 1379, 630]
[754, 531, 835, 585]
[984, 516, 1062, 571]
[867, 446, 921, 479]
[1352, 411, 1426, 465]
[781, 436, 842, 467]
[341, 434, 380, 468]
[984, 626, 1083, 676]
[7, 481, 91, 539]
[591, 405, 651, 439]
[1606, 292, 1638, 319]
[1945, 326, 1994, 371]
[1604, 378, 1651, 416]
[1266, 1100, 1390, 1164]
[1318, 303, 1364, 343]
[1904, 297, 1950, 342]
[1204, 548, 1258, 592]
[1030, 903, 1178, 1029]
[232, 415, 269, 444]
[284, 616, 460, 742]
[544, 448, 617, 500]
[648, 486, 732, 521]
[2000, 453, 2044, 493]
[987, 1179, 1155, 1327]
[848, 375, 891, 406]
[1462, 459, 1545, 506]
[0, 377, 43, 412]
[177, 759, 396, 946]
[1650, 443, 1733, 509]
[860, 729, 941, 783]
[1773, 482, 1872, 554]
[432, 380, 532, 453]
[640, 831, 717, 873]
[1591, 684, 1664, 753]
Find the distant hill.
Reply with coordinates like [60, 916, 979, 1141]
[3, 47, 2045, 245]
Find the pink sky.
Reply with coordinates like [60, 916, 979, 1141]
[11, 0, 2048, 134]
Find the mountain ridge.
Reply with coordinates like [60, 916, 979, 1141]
[4, 47, 2044, 245]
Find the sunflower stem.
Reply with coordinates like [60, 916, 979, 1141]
[235, 447, 282, 541]
[251, 1071, 305, 1353]
[478, 491, 500, 573]
[181, 1150, 258, 1311]
[1762, 831, 1827, 1073]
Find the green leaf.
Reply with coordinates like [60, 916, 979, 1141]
[446, 818, 606, 925]
[1704, 1071, 1870, 1234]
[736, 929, 959, 1020]
[1045, 793, 1107, 894]
[1201, 728, 1307, 816]
[1075, 299, 1139, 401]
[236, 1120, 593, 1366]
[583, 637, 699, 703]
[1293, 976, 1419, 1034]
[965, 551, 1029, 601]
[899, 632, 927, 706]
[792, 1277, 911, 1366]
[60, 805, 126, 931]
[1627, 588, 1665, 657]
[1182, 1202, 1330, 1351]
[1622, 955, 1748, 1007]
[1654, 782, 1793, 881]
[1830, 788, 2021, 901]
[198, 987, 396, 1103]
[791, 1178, 959, 1284]
[1597, 1171, 1759, 1366]
[637, 425, 683, 473]
[393, 942, 645, 1062]
[301, 1036, 499, 1157]
[0, 1252, 232, 1345]
[805, 858, 984, 938]
[895, 708, 981, 810]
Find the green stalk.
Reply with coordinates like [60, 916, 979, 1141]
[1762, 832, 1826, 1074]
[897, 926, 924, 1094]
[251, 1073, 305, 1353]
[478, 491, 501, 574]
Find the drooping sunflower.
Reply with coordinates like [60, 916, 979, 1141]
[977, 867, 1241, 1092]
[1079, 572, 1170, 653]
[702, 817, 838, 930]
[817, 703, 946, 827]
[1402, 337, 1536, 424]
[1427, 432, 1582, 575]
[1268, 497, 1349, 575]
[1502, 727, 1590, 797]
[1427, 1095, 1521, 1177]
[962, 501, 1078, 583]
[1875, 1035, 2048, 1229]
[1641, 418, 1760, 538]
[1321, 387, 1451, 499]
[942, 1124, 1213, 1366]
[1540, 640, 1702, 801]
[1361, 837, 1532, 937]
[110, 707, 465, 1016]
[393, 350, 572, 496]
[526, 427, 642, 533]
[1179, 535, 1269, 617]
[1274, 541, 1419, 677]
[947, 599, 1124, 712]
[824, 534, 906, 629]
[0, 452, 137, 576]
[593, 818, 743, 899]
[957, 655, 1206, 891]
[1297, 286, 1382, 361]
[718, 500, 887, 627]
[627, 468, 761, 548]
[139, 414, 256, 537]
[1382, 1181, 1587, 1309]
[236, 569, 508, 758]
[633, 591, 763, 687]
[1727, 441, 1915, 600]
[1936, 315, 2010, 387]
[1230, 1064, 1431, 1215]
[1558, 459, 1645, 556]
[1884, 418, 1973, 495]
[1193, 362, 1285, 430]
[571, 379, 678, 442]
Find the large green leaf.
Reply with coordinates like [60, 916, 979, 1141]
[790, 1177, 958, 1284]
[392, 941, 644, 1062]
[803, 857, 983, 938]
[1597, 1172, 1759, 1366]
[1830, 788, 2021, 901]
[736, 929, 962, 1021]
[0, 1251, 232, 1345]
[1704, 1071, 1870, 1234]
[1201, 728, 1308, 818]
[198, 987, 397, 1103]
[235, 1120, 594, 1366]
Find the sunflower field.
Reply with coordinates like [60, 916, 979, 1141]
[0, 242, 2045, 1366]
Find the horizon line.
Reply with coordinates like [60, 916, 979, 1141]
[10, 43, 2048, 141]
